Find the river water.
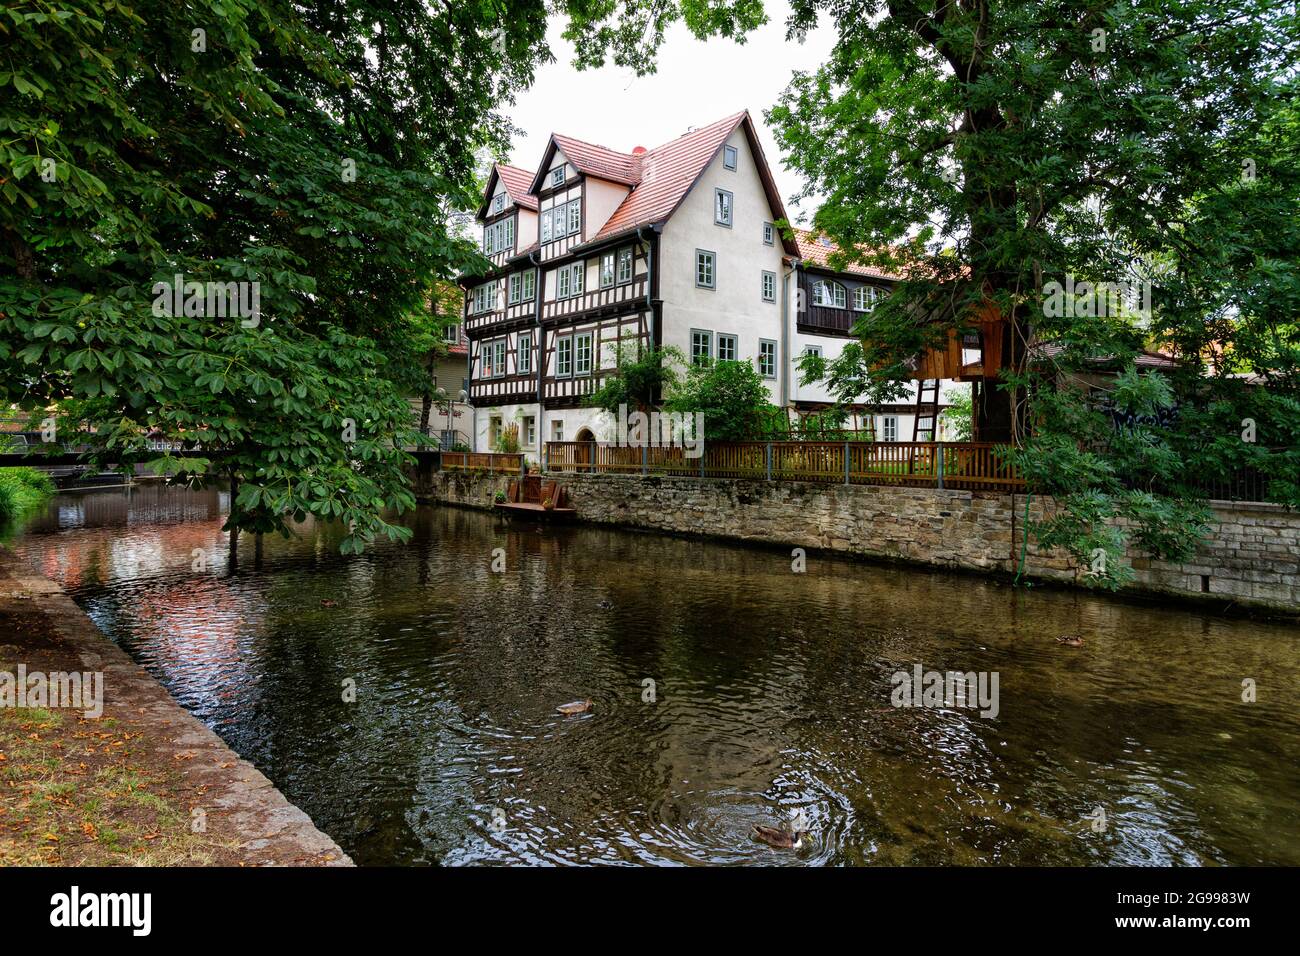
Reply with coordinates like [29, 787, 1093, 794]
[8, 484, 1299, 865]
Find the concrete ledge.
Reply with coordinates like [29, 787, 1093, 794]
[0, 550, 353, 866]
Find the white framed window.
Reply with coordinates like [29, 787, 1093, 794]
[723, 145, 738, 170]
[521, 269, 536, 301]
[556, 263, 583, 300]
[556, 335, 573, 377]
[813, 279, 846, 309]
[763, 221, 774, 245]
[508, 273, 521, 304]
[803, 345, 822, 359]
[695, 249, 715, 289]
[881, 416, 899, 442]
[541, 210, 553, 243]
[472, 282, 495, 314]
[690, 329, 713, 366]
[443, 323, 459, 343]
[567, 199, 581, 236]
[758, 339, 777, 378]
[853, 285, 881, 311]
[574, 332, 593, 375]
[518, 332, 532, 374]
[493, 193, 505, 214]
[717, 333, 737, 362]
[617, 247, 633, 284]
[552, 420, 564, 441]
[549, 166, 565, 188]
[714, 188, 733, 227]
[762, 270, 776, 302]
[523, 415, 536, 448]
[600, 253, 615, 288]
[493, 339, 507, 378]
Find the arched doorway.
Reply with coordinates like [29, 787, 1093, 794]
[575, 427, 595, 470]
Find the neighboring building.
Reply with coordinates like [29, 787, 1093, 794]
[460, 110, 963, 459]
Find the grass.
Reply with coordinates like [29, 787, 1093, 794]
[0, 705, 240, 866]
[0, 467, 56, 525]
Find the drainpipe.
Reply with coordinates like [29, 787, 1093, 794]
[780, 255, 800, 409]
[529, 249, 544, 462]
[637, 225, 655, 348]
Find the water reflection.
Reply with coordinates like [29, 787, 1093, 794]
[10, 485, 1300, 866]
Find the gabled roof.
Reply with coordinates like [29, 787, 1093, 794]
[477, 163, 538, 218]
[546, 134, 642, 187]
[794, 229, 902, 281]
[586, 111, 800, 255]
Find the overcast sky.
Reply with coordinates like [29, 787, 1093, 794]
[503, 1, 837, 225]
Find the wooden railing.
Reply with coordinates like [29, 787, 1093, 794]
[441, 451, 525, 475]
[544, 441, 1022, 491]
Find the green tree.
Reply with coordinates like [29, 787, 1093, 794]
[587, 339, 686, 415]
[667, 359, 782, 442]
[766, 0, 1298, 586]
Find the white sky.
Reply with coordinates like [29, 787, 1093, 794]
[504, 1, 837, 225]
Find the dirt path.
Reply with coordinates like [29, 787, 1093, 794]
[0, 550, 352, 866]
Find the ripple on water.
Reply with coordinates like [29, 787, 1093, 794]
[10, 486, 1300, 866]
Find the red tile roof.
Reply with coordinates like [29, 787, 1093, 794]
[794, 229, 902, 281]
[551, 134, 642, 186]
[494, 164, 538, 211]
[591, 112, 748, 242]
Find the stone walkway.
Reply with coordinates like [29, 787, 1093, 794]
[0, 549, 352, 866]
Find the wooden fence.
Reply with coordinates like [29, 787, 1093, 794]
[440, 451, 525, 475]
[544, 441, 1022, 491]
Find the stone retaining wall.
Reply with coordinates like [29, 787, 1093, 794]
[412, 468, 1299, 615]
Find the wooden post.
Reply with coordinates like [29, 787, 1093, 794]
[642, 444, 647, 476]
[765, 442, 772, 480]
[936, 442, 945, 489]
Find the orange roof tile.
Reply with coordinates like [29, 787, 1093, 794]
[794, 229, 902, 281]
[494, 163, 538, 211]
[550, 134, 642, 186]
[592, 112, 747, 242]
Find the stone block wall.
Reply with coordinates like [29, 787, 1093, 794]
[411, 468, 1298, 614]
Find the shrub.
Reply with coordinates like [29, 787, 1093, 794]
[0, 468, 56, 524]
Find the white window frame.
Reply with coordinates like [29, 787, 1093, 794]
[714, 188, 733, 227]
[574, 332, 593, 376]
[521, 269, 536, 301]
[523, 415, 536, 448]
[690, 329, 713, 366]
[617, 247, 633, 284]
[881, 416, 899, 442]
[763, 221, 774, 245]
[853, 285, 881, 311]
[695, 249, 715, 290]
[813, 280, 846, 309]
[723, 145, 738, 170]
[518, 332, 532, 375]
[508, 273, 521, 305]
[552, 420, 564, 442]
[567, 199, 581, 236]
[803, 345, 822, 359]
[493, 193, 505, 214]
[717, 333, 738, 362]
[443, 323, 459, 344]
[758, 339, 777, 379]
[600, 252, 615, 288]
[493, 339, 507, 379]
[550, 166, 565, 188]
[541, 210, 553, 243]
[556, 335, 573, 378]
[762, 270, 776, 303]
